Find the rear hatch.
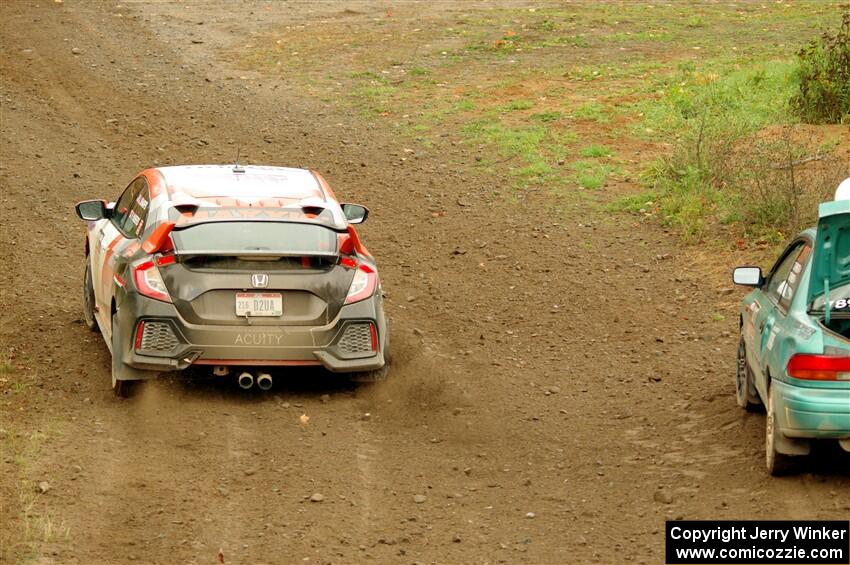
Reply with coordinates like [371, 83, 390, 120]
[165, 221, 354, 326]
[809, 200, 850, 340]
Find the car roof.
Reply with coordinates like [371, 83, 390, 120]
[155, 165, 328, 204]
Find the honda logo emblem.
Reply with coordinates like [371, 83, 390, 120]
[251, 274, 269, 288]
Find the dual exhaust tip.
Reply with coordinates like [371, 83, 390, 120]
[238, 371, 272, 391]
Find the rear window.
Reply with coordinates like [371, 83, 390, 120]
[171, 222, 337, 255]
[811, 282, 850, 311]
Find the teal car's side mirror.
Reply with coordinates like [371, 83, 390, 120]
[733, 266, 764, 287]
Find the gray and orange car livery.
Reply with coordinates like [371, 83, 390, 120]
[75, 165, 388, 396]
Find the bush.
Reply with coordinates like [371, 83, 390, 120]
[790, 11, 850, 124]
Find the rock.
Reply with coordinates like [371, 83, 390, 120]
[413, 494, 427, 504]
[654, 488, 674, 504]
[548, 386, 561, 394]
[320, 394, 330, 404]
[463, 467, 472, 476]
[525, 512, 536, 519]
[71, 47, 81, 55]
[412, 328, 424, 337]
[406, 295, 417, 302]
[310, 493, 324, 502]
[452, 534, 462, 543]
[36, 481, 51, 494]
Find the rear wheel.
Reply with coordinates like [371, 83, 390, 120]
[766, 384, 798, 476]
[735, 333, 761, 411]
[112, 377, 136, 398]
[82, 258, 99, 333]
[350, 363, 389, 384]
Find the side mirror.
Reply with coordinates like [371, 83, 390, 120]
[341, 203, 369, 224]
[733, 266, 764, 287]
[75, 199, 110, 221]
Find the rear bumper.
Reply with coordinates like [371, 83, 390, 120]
[115, 293, 387, 374]
[774, 379, 850, 439]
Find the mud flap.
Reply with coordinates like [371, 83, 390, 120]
[111, 313, 158, 383]
[774, 431, 811, 456]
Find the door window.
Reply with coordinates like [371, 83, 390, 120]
[765, 241, 804, 308]
[112, 177, 149, 238]
[778, 244, 812, 311]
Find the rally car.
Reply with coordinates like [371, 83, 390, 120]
[733, 199, 850, 475]
[75, 165, 389, 396]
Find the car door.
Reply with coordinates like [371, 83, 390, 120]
[93, 177, 150, 335]
[746, 240, 808, 385]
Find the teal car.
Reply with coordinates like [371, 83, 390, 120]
[733, 199, 850, 475]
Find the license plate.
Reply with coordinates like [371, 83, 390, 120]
[235, 293, 282, 317]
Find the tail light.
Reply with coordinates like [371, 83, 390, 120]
[135, 321, 145, 350]
[345, 264, 377, 305]
[369, 322, 378, 352]
[787, 354, 850, 381]
[133, 260, 171, 303]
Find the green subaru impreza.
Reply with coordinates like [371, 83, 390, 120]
[733, 199, 850, 475]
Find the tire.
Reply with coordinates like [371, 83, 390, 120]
[735, 333, 761, 411]
[112, 378, 136, 398]
[349, 363, 389, 384]
[766, 384, 798, 476]
[82, 258, 99, 333]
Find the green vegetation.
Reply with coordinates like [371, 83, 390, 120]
[239, 2, 848, 240]
[571, 101, 609, 123]
[580, 144, 613, 158]
[628, 18, 849, 240]
[463, 117, 574, 188]
[571, 160, 615, 190]
[790, 12, 850, 124]
[499, 99, 535, 112]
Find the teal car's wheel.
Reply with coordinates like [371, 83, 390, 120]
[735, 333, 761, 411]
[82, 258, 99, 333]
[766, 384, 797, 476]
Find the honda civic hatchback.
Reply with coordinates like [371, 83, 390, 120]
[75, 165, 389, 396]
[733, 199, 850, 475]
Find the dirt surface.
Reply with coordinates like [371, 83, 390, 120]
[0, 2, 848, 564]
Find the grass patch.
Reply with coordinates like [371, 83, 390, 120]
[580, 144, 613, 158]
[571, 160, 615, 190]
[1, 421, 71, 559]
[236, 1, 847, 239]
[530, 110, 563, 122]
[571, 101, 610, 123]
[499, 99, 535, 112]
[0, 353, 14, 375]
